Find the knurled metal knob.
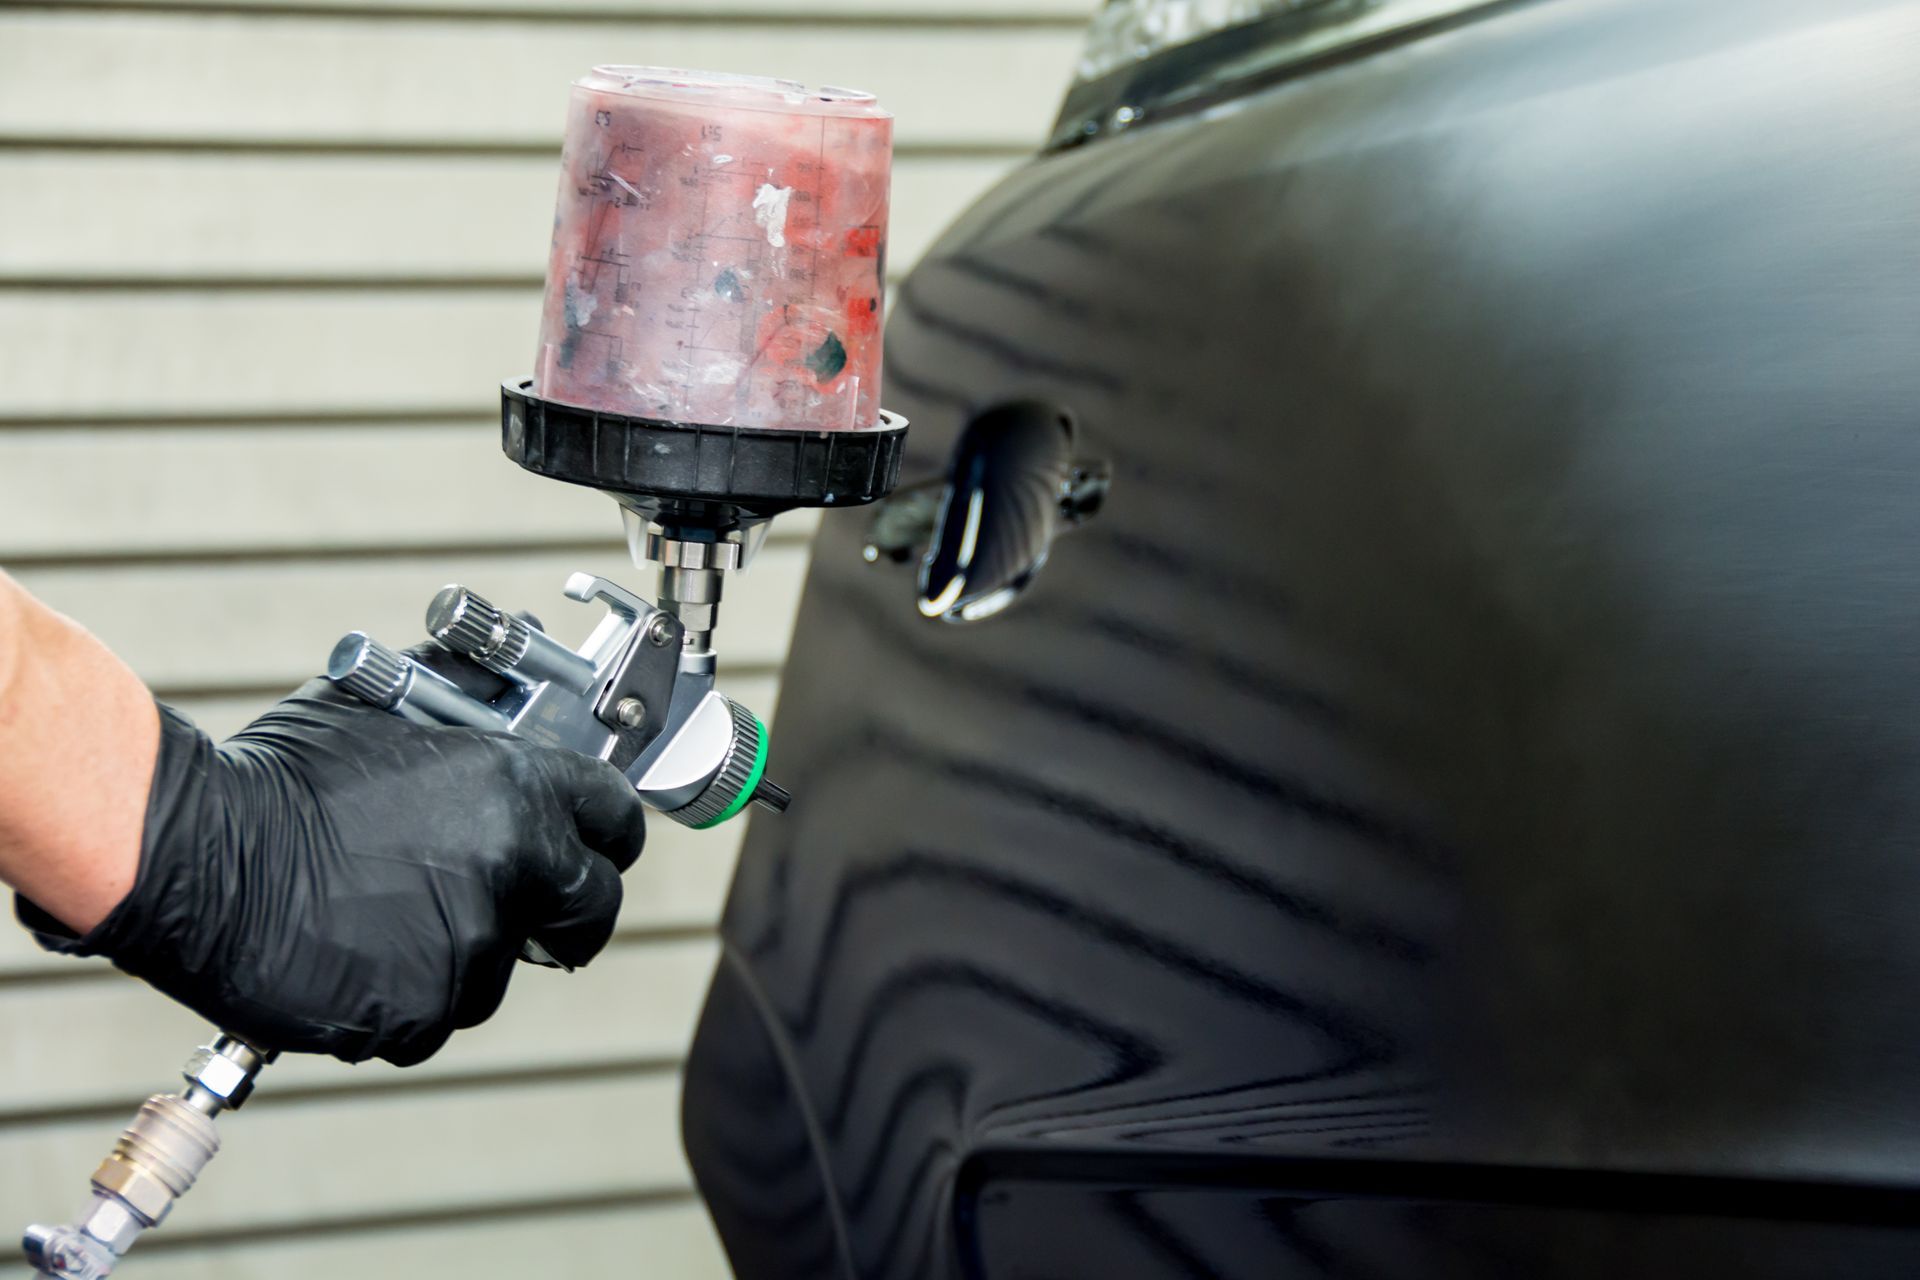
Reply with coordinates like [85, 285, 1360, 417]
[669, 697, 769, 830]
[326, 633, 408, 709]
[427, 585, 531, 674]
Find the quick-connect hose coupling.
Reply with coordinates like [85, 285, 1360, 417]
[23, 1037, 270, 1278]
[22, 1096, 218, 1278]
[95, 1095, 221, 1225]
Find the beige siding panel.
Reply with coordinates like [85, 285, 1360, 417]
[0, 290, 535, 419]
[0, 937, 718, 1113]
[0, 152, 1012, 281]
[34, 1202, 733, 1280]
[0, 423, 822, 559]
[3, 1072, 692, 1238]
[63, 0, 1090, 15]
[0, 424, 621, 557]
[10, 544, 808, 690]
[0, 13, 1081, 148]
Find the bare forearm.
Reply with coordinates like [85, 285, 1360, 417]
[0, 570, 157, 933]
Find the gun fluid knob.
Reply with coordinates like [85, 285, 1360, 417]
[426, 585, 596, 693]
[326, 632, 409, 710]
[427, 585, 529, 674]
[326, 634, 509, 732]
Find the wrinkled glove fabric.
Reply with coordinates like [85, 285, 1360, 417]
[18, 674, 646, 1066]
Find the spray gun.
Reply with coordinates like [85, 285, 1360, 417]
[25, 65, 902, 1275]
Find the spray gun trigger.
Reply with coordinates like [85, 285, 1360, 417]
[519, 938, 571, 971]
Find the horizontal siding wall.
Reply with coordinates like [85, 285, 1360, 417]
[0, 152, 1006, 282]
[0, 1, 1088, 1275]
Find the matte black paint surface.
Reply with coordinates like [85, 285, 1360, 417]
[685, 0, 1920, 1273]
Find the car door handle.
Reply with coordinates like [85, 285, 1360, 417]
[864, 401, 1108, 623]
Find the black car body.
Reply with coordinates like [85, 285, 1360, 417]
[684, 0, 1920, 1274]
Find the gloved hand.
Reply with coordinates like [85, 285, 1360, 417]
[16, 653, 646, 1066]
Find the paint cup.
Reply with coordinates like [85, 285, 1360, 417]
[533, 66, 894, 431]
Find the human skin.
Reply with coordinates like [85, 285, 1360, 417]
[0, 569, 154, 933]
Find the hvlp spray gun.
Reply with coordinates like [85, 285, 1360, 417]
[25, 65, 903, 1276]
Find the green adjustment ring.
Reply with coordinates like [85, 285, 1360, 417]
[691, 716, 769, 830]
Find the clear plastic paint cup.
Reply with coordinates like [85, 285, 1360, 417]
[533, 66, 894, 432]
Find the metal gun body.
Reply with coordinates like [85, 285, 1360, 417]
[329, 572, 787, 828]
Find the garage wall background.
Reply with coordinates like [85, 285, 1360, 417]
[0, 5, 1088, 1275]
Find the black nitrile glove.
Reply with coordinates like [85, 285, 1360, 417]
[18, 656, 646, 1066]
